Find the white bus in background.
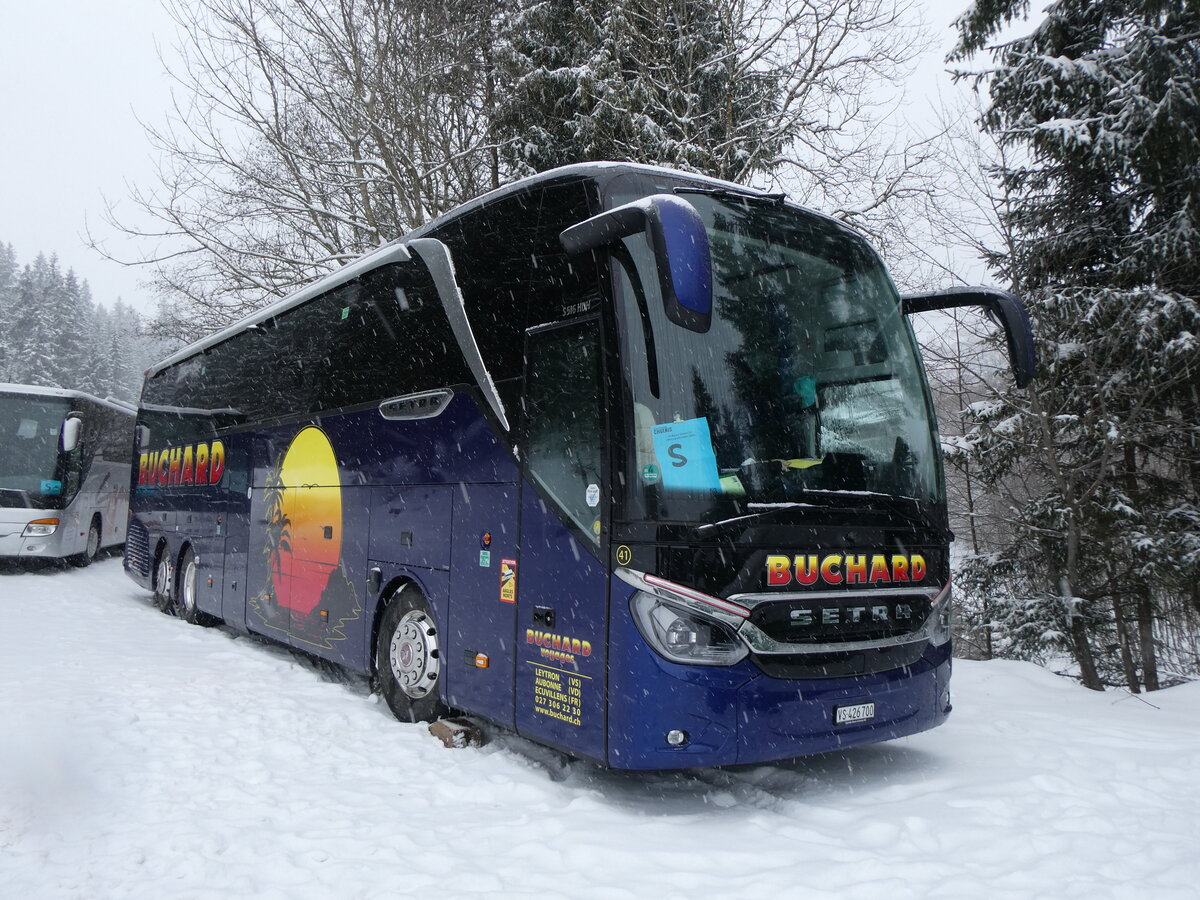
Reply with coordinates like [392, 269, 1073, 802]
[0, 384, 136, 565]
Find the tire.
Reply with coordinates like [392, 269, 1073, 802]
[70, 516, 101, 568]
[375, 586, 448, 723]
[177, 547, 219, 626]
[153, 550, 175, 614]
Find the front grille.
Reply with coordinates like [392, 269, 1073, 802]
[747, 590, 934, 645]
[752, 641, 927, 679]
[125, 518, 151, 576]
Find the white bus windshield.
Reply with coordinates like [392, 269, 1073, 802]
[0, 393, 72, 507]
[611, 189, 942, 525]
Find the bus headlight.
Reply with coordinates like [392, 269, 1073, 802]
[23, 518, 60, 537]
[631, 593, 748, 666]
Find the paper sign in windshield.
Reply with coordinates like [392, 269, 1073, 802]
[652, 418, 722, 491]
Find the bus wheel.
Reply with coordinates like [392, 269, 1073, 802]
[70, 516, 101, 567]
[178, 547, 219, 627]
[153, 551, 175, 615]
[375, 588, 448, 723]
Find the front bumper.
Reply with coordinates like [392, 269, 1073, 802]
[0, 515, 70, 559]
[0, 528, 68, 556]
[606, 580, 952, 769]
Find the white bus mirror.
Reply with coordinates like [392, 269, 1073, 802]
[60, 415, 83, 453]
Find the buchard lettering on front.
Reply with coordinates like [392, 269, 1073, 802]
[765, 553, 926, 587]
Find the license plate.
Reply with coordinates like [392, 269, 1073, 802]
[834, 701, 876, 725]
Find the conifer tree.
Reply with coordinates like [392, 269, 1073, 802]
[952, 0, 1200, 690]
[493, 0, 781, 180]
[10, 255, 61, 388]
[0, 243, 153, 401]
[0, 243, 18, 380]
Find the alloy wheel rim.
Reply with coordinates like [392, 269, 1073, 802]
[157, 557, 170, 600]
[389, 609, 439, 699]
[182, 558, 197, 614]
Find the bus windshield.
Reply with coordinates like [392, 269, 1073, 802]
[0, 393, 72, 508]
[612, 189, 942, 526]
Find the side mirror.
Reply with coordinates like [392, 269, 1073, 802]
[901, 287, 1037, 388]
[60, 415, 83, 453]
[560, 194, 712, 333]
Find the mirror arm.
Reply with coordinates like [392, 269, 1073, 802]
[560, 204, 650, 255]
[901, 287, 1037, 389]
[406, 237, 510, 432]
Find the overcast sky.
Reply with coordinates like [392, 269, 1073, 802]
[0, 0, 993, 317]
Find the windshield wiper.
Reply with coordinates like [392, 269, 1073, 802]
[693, 492, 948, 541]
[672, 186, 787, 207]
[692, 496, 843, 540]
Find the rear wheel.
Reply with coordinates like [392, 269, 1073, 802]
[153, 551, 175, 614]
[178, 547, 219, 626]
[70, 516, 101, 567]
[375, 587, 448, 723]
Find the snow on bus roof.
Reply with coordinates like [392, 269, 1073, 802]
[0, 382, 136, 414]
[144, 162, 797, 381]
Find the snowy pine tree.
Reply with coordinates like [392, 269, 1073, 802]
[0, 242, 17, 380]
[0, 242, 155, 401]
[952, 0, 1200, 689]
[493, 0, 781, 180]
[9, 255, 64, 388]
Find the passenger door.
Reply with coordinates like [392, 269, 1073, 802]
[513, 317, 610, 762]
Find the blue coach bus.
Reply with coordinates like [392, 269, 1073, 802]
[125, 163, 1033, 769]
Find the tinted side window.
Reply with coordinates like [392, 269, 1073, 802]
[87, 404, 134, 465]
[522, 319, 604, 544]
[141, 261, 471, 427]
[434, 179, 599, 384]
[299, 263, 469, 411]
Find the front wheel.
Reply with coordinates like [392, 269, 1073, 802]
[375, 587, 448, 723]
[69, 516, 101, 568]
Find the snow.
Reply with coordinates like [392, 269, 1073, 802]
[3, 558, 1199, 899]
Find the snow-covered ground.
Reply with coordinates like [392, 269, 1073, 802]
[2, 558, 1197, 899]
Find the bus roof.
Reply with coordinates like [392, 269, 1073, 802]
[144, 162, 786, 380]
[0, 383, 137, 415]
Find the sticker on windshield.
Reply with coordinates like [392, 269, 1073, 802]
[641, 464, 660, 484]
[40, 479, 62, 496]
[651, 418, 722, 492]
[585, 483, 600, 507]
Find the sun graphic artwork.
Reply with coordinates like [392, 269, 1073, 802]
[272, 426, 343, 616]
